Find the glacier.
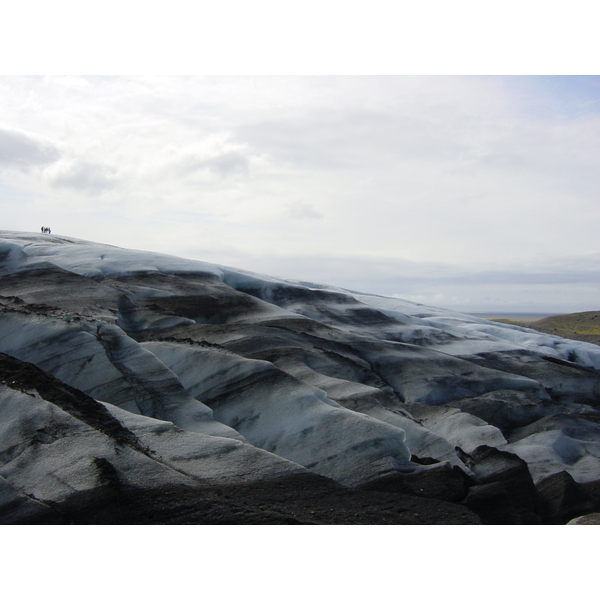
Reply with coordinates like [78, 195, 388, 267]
[1, 230, 600, 524]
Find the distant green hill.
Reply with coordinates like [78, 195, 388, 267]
[491, 311, 600, 346]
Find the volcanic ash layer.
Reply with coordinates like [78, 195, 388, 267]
[2, 231, 600, 524]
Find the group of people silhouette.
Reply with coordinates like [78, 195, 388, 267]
[40, 226, 52, 234]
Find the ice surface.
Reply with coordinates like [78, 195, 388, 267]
[143, 341, 412, 485]
[2, 229, 600, 508]
[0, 313, 241, 439]
[0, 231, 225, 278]
[350, 290, 600, 368]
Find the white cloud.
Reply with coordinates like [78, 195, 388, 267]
[45, 159, 118, 193]
[1, 75, 599, 313]
[158, 140, 252, 181]
[0, 126, 60, 169]
[283, 201, 322, 220]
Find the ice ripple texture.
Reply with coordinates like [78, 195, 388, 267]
[1, 231, 600, 522]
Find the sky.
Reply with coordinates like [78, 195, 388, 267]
[1, 8, 599, 315]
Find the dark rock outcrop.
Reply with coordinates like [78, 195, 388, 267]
[535, 471, 596, 524]
[458, 446, 540, 524]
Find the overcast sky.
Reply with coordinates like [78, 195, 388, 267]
[1, 74, 599, 313]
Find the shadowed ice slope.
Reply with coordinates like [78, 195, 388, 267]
[2, 231, 600, 524]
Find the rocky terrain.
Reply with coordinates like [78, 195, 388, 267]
[2, 231, 600, 524]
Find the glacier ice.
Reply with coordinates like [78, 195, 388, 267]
[2, 230, 600, 523]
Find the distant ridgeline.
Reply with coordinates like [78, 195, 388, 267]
[1, 230, 600, 525]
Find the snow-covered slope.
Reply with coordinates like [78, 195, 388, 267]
[2, 231, 600, 524]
